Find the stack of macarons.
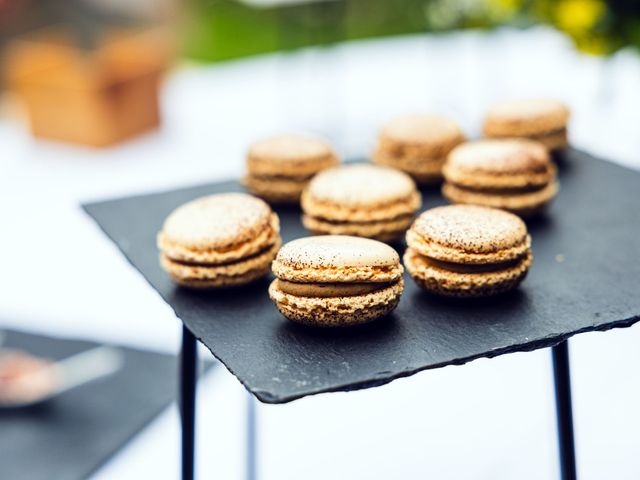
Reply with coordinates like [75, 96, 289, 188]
[442, 139, 559, 216]
[158, 193, 281, 288]
[373, 114, 465, 184]
[483, 99, 570, 151]
[404, 205, 533, 297]
[245, 134, 339, 203]
[301, 164, 421, 242]
[269, 235, 404, 326]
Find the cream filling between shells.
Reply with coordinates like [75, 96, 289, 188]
[275, 279, 397, 298]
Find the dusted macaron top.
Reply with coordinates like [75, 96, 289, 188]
[304, 164, 417, 206]
[380, 114, 464, 147]
[276, 235, 399, 267]
[159, 193, 275, 251]
[484, 99, 570, 136]
[412, 205, 527, 253]
[446, 139, 550, 174]
[249, 134, 333, 161]
[247, 134, 337, 172]
[407, 205, 530, 264]
[272, 235, 403, 283]
[158, 193, 281, 287]
[443, 138, 557, 192]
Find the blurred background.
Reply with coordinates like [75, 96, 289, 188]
[1, 0, 640, 479]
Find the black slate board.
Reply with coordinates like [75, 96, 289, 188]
[0, 330, 180, 480]
[84, 149, 640, 404]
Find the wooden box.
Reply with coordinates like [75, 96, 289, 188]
[5, 30, 171, 147]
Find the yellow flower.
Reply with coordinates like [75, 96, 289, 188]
[555, 0, 606, 33]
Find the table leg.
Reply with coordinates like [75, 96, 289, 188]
[246, 390, 257, 480]
[552, 340, 577, 480]
[180, 325, 198, 480]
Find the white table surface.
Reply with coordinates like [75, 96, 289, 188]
[1, 26, 639, 480]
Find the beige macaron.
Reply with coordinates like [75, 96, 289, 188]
[301, 164, 421, 242]
[483, 99, 570, 151]
[244, 134, 339, 203]
[373, 114, 465, 184]
[158, 193, 281, 288]
[269, 235, 404, 327]
[404, 205, 532, 297]
[442, 139, 559, 217]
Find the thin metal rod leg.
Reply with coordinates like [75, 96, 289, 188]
[180, 326, 198, 480]
[246, 391, 257, 480]
[552, 341, 577, 480]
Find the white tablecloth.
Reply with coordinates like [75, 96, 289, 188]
[1, 26, 639, 479]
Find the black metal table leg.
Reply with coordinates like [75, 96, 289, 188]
[246, 391, 257, 480]
[180, 325, 198, 480]
[552, 340, 577, 480]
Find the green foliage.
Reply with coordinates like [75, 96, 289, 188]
[181, 0, 640, 62]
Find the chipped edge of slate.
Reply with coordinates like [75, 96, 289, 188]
[248, 314, 640, 403]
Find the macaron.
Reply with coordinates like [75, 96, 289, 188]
[301, 164, 421, 242]
[269, 235, 404, 327]
[373, 114, 465, 184]
[442, 139, 559, 217]
[404, 205, 532, 297]
[483, 99, 570, 151]
[158, 193, 281, 288]
[244, 134, 339, 203]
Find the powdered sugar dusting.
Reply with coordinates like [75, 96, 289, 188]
[413, 205, 528, 253]
[306, 164, 416, 206]
[162, 193, 272, 247]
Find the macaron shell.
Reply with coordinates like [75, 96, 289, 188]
[377, 114, 465, 159]
[410, 205, 529, 257]
[269, 277, 403, 327]
[272, 262, 402, 284]
[304, 164, 419, 208]
[406, 228, 531, 265]
[159, 193, 273, 250]
[302, 213, 412, 242]
[272, 235, 403, 283]
[404, 247, 532, 297]
[243, 175, 308, 203]
[443, 164, 556, 190]
[247, 135, 339, 177]
[442, 180, 559, 216]
[486, 130, 568, 151]
[161, 239, 280, 288]
[444, 139, 554, 189]
[484, 99, 570, 137]
[302, 187, 421, 223]
[159, 213, 280, 264]
[166, 267, 270, 289]
[274, 234, 399, 266]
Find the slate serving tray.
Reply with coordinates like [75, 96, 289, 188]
[84, 149, 640, 404]
[0, 329, 183, 480]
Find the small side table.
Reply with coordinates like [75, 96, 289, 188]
[85, 149, 640, 480]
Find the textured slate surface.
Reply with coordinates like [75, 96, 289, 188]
[0, 330, 178, 480]
[84, 149, 640, 404]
